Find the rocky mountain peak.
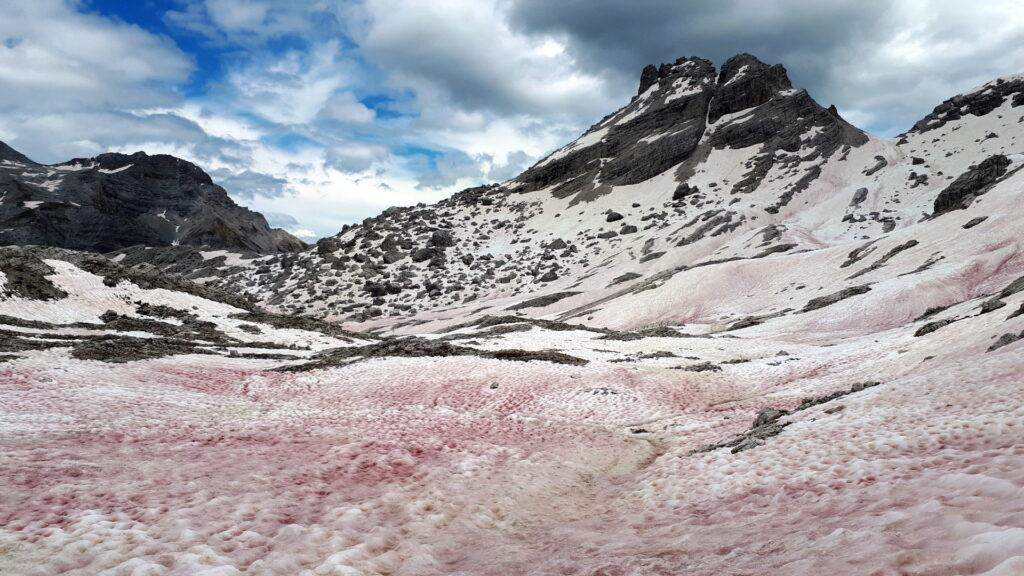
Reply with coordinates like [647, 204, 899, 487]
[636, 56, 715, 95]
[0, 141, 304, 254]
[716, 53, 790, 86]
[708, 53, 793, 123]
[514, 52, 863, 206]
[73, 151, 217, 187]
[92, 151, 147, 169]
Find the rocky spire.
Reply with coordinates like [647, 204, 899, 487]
[637, 56, 716, 95]
[709, 53, 793, 124]
[638, 64, 659, 95]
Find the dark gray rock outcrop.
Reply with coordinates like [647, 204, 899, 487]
[0, 143, 305, 254]
[638, 64, 660, 95]
[512, 53, 866, 210]
[802, 285, 872, 312]
[707, 53, 792, 124]
[910, 77, 1024, 133]
[933, 155, 1011, 216]
[279, 336, 588, 371]
[514, 56, 718, 200]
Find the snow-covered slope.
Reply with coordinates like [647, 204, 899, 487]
[4, 248, 1024, 574]
[0, 246, 369, 360]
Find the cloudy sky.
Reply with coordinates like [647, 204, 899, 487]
[1, 0, 1022, 240]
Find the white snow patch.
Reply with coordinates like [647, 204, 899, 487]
[35, 178, 64, 192]
[724, 65, 749, 85]
[801, 125, 826, 142]
[664, 77, 703, 104]
[99, 164, 133, 174]
[200, 250, 249, 267]
[711, 108, 757, 127]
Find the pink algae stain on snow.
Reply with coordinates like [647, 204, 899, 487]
[2, 345, 1024, 575]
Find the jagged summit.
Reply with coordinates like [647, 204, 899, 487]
[636, 55, 714, 95]
[635, 53, 792, 110]
[717, 53, 786, 82]
[0, 141, 305, 254]
[514, 52, 866, 206]
[708, 53, 793, 123]
[85, 150, 216, 186]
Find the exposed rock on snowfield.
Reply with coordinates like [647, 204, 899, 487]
[3, 54, 1024, 575]
[932, 154, 1013, 215]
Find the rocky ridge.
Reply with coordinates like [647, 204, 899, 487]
[0, 147, 305, 253]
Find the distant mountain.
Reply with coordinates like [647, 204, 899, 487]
[0, 145, 305, 253]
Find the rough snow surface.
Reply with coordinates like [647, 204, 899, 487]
[200, 250, 250, 267]
[2, 303, 1024, 574]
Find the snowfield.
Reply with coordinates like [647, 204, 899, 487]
[0, 328, 1023, 575]
[2, 251, 1024, 575]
